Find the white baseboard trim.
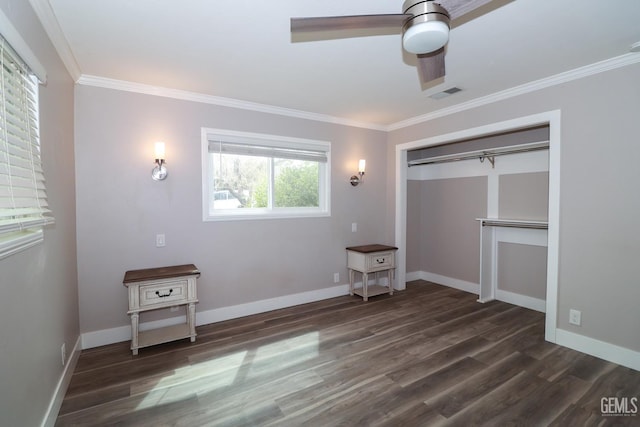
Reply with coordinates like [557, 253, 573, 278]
[405, 271, 423, 282]
[408, 271, 546, 313]
[407, 270, 479, 295]
[81, 325, 129, 349]
[555, 329, 640, 372]
[41, 336, 81, 427]
[196, 284, 350, 326]
[81, 284, 350, 349]
[495, 289, 546, 313]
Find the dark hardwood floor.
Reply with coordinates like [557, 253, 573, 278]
[56, 281, 640, 426]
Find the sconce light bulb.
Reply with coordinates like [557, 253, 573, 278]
[152, 141, 168, 181]
[154, 141, 166, 160]
[358, 159, 366, 174]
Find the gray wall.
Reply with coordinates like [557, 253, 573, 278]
[499, 172, 549, 220]
[74, 85, 389, 335]
[406, 180, 422, 273]
[390, 62, 640, 353]
[498, 242, 547, 299]
[408, 177, 487, 283]
[0, 2, 78, 426]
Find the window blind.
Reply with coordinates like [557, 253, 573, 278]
[208, 140, 328, 163]
[0, 35, 54, 258]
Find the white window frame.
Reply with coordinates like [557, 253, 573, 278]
[201, 128, 331, 221]
[0, 29, 52, 260]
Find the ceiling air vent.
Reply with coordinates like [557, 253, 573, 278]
[429, 86, 462, 100]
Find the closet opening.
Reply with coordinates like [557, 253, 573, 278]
[406, 125, 549, 313]
[394, 111, 561, 343]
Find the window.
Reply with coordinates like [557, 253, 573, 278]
[202, 128, 330, 220]
[0, 35, 53, 259]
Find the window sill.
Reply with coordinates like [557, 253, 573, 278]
[0, 230, 43, 260]
[203, 209, 330, 222]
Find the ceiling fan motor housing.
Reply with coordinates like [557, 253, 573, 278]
[402, 0, 451, 54]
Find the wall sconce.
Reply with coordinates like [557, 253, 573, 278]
[350, 159, 366, 186]
[151, 141, 168, 181]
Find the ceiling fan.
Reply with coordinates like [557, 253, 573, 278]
[291, 0, 494, 85]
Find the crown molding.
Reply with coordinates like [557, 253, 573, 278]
[78, 52, 640, 133]
[30, 0, 84, 81]
[76, 75, 387, 132]
[388, 53, 640, 131]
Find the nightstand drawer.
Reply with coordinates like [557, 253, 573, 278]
[366, 251, 394, 270]
[139, 280, 188, 307]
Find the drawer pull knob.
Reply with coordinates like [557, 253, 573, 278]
[155, 289, 173, 298]
[376, 258, 385, 264]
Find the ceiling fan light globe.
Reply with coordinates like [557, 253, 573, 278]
[403, 20, 449, 54]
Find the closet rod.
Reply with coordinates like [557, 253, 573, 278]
[407, 141, 549, 167]
[481, 222, 548, 230]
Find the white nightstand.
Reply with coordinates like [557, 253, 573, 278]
[123, 264, 200, 355]
[346, 244, 398, 301]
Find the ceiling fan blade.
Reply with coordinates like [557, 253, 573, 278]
[417, 48, 445, 84]
[291, 14, 409, 33]
[439, 0, 495, 21]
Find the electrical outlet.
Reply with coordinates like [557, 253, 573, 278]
[569, 309, 581, 326]
[351, 223, 357, 233]
[333, 273, 339, 283]
[156, 234, 165, 247]
[61, 343, 66, 366]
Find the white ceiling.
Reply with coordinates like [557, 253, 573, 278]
[39, 0, 640, 128]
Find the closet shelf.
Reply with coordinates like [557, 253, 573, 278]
[408, 141, 549, 167]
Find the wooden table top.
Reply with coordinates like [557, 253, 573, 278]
[345, 244, 398, 253]
[123, 264, 200, 284]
